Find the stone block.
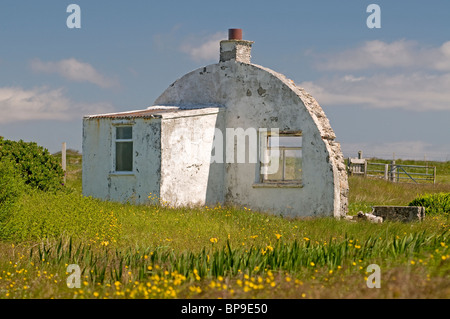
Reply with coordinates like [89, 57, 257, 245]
[371, 206, 425, 222]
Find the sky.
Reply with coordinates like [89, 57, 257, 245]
[1, 0, 449, 161]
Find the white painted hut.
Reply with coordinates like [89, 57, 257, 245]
[82, 29, 348, 218]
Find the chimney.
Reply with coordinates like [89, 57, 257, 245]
[220, 28, 254, 63]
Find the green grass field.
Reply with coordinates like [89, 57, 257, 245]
[0, 153, 449, 299]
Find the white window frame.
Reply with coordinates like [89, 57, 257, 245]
[112, 123, 134, 174]
[255, 129, 303, 188]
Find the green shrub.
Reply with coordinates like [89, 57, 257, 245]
[0, 157, 26, 226]
[0, 137, 64, 191]
[408, 193, 450, 216]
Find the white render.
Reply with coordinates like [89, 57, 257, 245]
[82, 36, 348, 218]
[82, 115, 162, 203]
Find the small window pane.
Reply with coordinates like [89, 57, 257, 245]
[116, 142, 133, 171]
[264, 155, 283, 181]
[268, 136, 302, 148]
[116, 126, 132, 139]
[284, 149, 302, 180]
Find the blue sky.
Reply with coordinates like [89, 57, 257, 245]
[1, 0, 449, 161]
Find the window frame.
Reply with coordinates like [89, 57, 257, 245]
[112, 124, 134, 173]
[256, 129, 303, 187]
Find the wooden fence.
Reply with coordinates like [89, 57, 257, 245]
[347, 158, 436, 184]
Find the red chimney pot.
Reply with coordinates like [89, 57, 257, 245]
[228, 28, 243, 40]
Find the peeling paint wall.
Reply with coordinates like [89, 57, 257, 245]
[82, 117, 161, 204]
[154, 61, 348, 217]
[82, 118, 111, 200]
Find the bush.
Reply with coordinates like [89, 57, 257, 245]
[0, 137, 64, 192]
[0, 157, 25, 226]
[408, 193, 450, 216]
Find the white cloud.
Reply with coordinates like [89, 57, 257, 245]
[300, 40, 450, 111]
[0, 86, 113, 123]
[31, 58, 118, 88]
[300, 71, 450, 111]
[432, 41, 450, 71]
[180, 32, 227, 62]
[342, 75, 365, 82]
[315, 40, 450, 71]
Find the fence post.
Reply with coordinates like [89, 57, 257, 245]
[384, 164, 388, 180]
[389, 160, 396, 182]
[364, 160, 367, 177]
[347, 157, 351, 175]
[433, 166, 436, 184]
[62, 142, 66, 185]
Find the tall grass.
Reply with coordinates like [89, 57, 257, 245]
[0, 190, 121, 243]
[21, 228, 449, 286]
[0, 153, 449, 298]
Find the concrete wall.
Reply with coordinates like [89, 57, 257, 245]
[159, 108, 225, 207]
[82, 117, 161, 204]
[154, 61, 348, 217]
[82, 118, 111, 201]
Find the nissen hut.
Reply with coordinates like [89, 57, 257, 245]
[82, 29, 349, 218]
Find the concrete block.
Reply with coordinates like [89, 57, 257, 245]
[372, 206, 425, 222]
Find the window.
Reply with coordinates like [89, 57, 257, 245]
[115, 126, 133, 172]
[260, 131, 302, 184]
